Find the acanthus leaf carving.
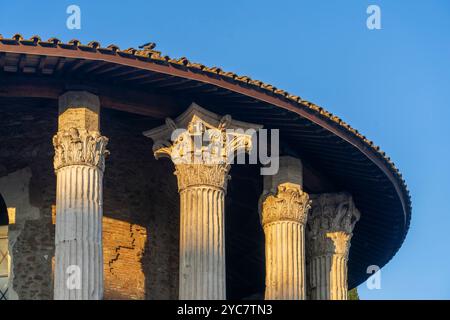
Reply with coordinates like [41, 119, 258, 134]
[261, 182, 311, 226]
[53, 128, 109, 171]
[154, 119, 253, 166]
[306, 192, 360, 258]
[174, 163, 230, 191]
[145, 103, 261, 193]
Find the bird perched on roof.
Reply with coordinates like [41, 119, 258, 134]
[139, 42, 156, 50]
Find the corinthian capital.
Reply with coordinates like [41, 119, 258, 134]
[53, 128, 109, 171]
[261, 183, 310, 226]
[143, 102, 262, 166]
[174, 163, 230, 191]
[306, 192, 360, 257]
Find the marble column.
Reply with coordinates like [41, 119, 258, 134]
[176, 163, 228, 299]
[259, 156, 310, 300]
[53, 91, 109, 300]
[144, 102, 260, 300]
[306, 192, 360, 300]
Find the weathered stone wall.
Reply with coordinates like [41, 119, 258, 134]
[101, 108, 180, 300]
[103, 217, 147, 299]
[0, 99, 57, 300]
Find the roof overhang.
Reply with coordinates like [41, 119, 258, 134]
[0, 34, 412, 288]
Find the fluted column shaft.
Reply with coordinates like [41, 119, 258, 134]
[176, 163, 229, 300]
[264, 221, 305, 299]
[53, 91, 108, 300]
[261, 182, 310, 300]
[54, 165, 103, 299]
[179, 184, 225, 299]
[308, 252, 348, 300]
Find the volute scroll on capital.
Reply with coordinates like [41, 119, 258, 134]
[153, 116, 254, 166]
[144, 103, 261, 167]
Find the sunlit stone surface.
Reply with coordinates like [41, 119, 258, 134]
[53, 91, 109, 300]
[145, 103, 260, 300]
[260, 156, 310, 300]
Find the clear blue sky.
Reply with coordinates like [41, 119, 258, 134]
[1, 0, 449, 299]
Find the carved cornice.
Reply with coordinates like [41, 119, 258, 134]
[53, 128, 109, 171]
[261, 183, 310, 226]
[175, 163, 230, 191]
[306, 192, 360, 258]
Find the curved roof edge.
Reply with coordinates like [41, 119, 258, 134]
[0, 33, 412, 255]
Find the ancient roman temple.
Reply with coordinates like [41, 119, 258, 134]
[0, 34, 411, 300]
